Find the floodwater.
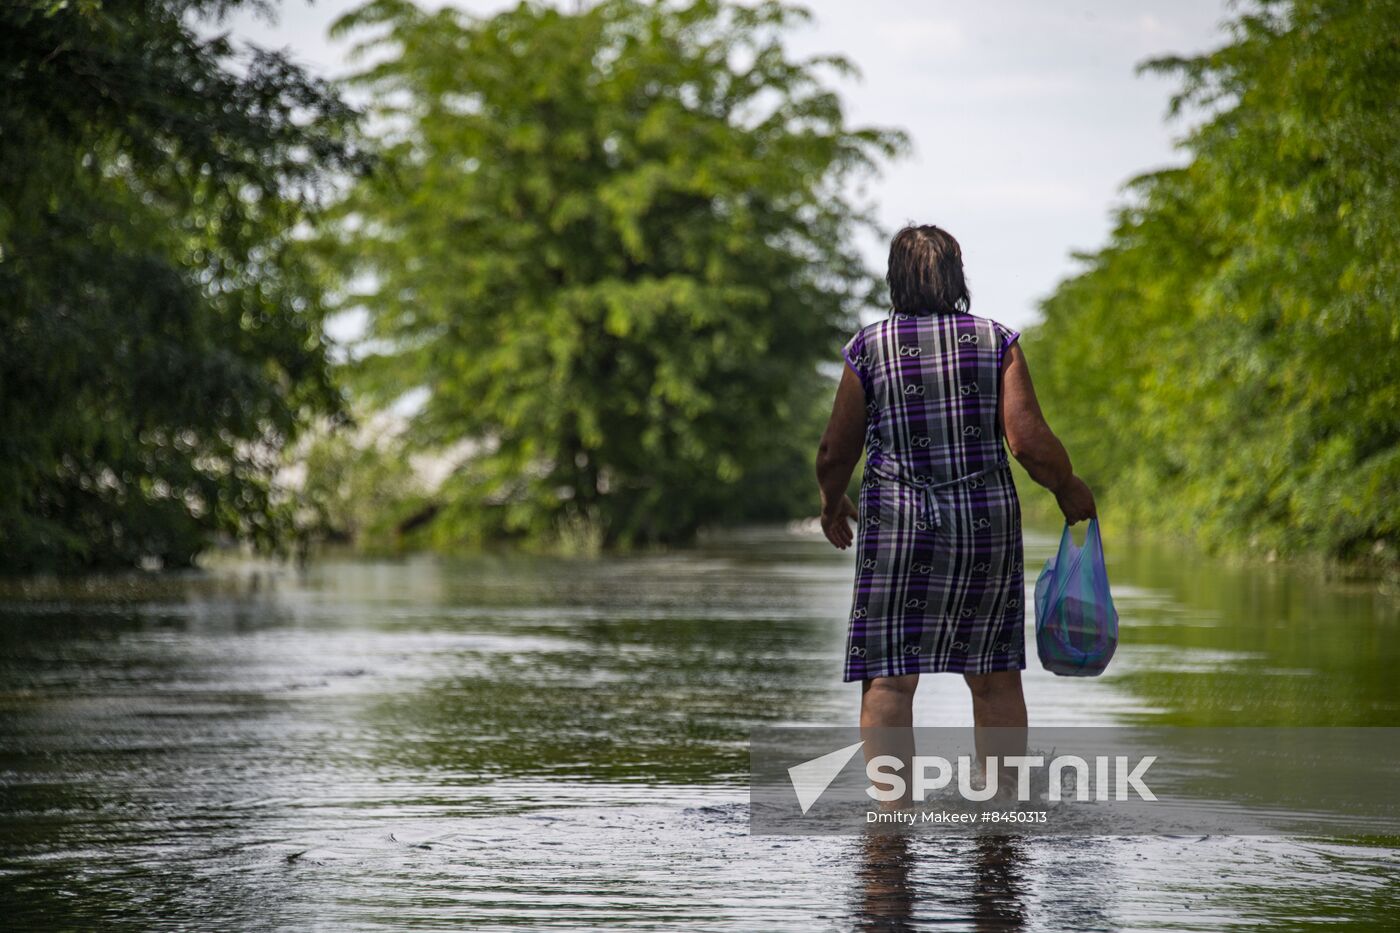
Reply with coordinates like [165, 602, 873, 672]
[1, 524, 1397, 930]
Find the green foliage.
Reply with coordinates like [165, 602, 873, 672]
[0, 1, 366, 571]
[1027, 0, 1400, 562]
[296, 423, 428, 553]
[327, 0, 905, 548]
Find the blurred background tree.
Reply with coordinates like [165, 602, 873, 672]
[1026, 0, 1400, 563]
[0, 0, 366, 571]
[323, 0, 905, 549]
[296, 418, 428, 553]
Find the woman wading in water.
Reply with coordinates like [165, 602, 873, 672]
[815, 225, 1095, 803]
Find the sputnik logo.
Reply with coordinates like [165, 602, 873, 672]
[787, 741, 864, 814]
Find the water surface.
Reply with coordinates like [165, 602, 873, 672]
[1, 524, 1397, 929]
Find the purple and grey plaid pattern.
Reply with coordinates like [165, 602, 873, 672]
[840, 311, 1026, 680]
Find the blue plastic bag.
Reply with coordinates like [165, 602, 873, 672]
[1034, 519, 1118, 676]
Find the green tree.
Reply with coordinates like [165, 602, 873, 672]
[1027, 0, 1400, 562]
[327, 0, 904, 548]
[297, 419, 428, 552]
[0, 1, 365, 571]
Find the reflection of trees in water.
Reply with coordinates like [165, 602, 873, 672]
[338, 546, 841, 784]
[1093, 528, 1399, 728]
[0, 574, 308, 928]
[853, 830, 1115, 932]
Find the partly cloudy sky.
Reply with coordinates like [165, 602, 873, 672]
[227, 0, 1230, 331]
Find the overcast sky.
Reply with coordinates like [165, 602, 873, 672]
[226, 0, 1230, 331]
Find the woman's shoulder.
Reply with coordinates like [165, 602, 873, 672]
[954, 312, 1020, 344]
[848, 312, 1018, 347]
[947, 310, 1006, 329]
[853, 317, 889, 337]
[955, 313, 1021, 362]
[844, 317, 889, 350]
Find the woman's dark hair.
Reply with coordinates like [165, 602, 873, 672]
[886, 224, 971, 315]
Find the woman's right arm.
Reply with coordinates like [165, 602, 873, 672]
[998, 343, 1097, 524]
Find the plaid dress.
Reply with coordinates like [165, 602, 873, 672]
[841, 311, 1025, 681]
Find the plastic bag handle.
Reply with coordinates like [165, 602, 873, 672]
[1046, 518, 1100, 610]
[1047, 519, 1114, 665]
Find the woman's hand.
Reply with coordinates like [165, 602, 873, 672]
[1054, 475, 1097, 524]
[821, 495, 859, 549]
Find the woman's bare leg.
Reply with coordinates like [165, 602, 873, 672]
[861, 674, 919, 808]
[964, 671, 1028, 804]
[964, 671, 1026, 730]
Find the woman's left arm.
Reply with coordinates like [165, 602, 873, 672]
[815, 363, 867, 549]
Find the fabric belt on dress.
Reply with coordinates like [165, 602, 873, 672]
[867, 460, 1010, 529]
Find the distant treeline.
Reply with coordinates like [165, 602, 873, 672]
[5, 0, 1395, 571]
[1025, 0, 1399, 563]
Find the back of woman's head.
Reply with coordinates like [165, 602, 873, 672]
[886, 224, 971, 316]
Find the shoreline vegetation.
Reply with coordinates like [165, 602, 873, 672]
[1020, 0, 1400, 569]
[1009, 467, 1400, 588]
[2, 1, 1396, 576]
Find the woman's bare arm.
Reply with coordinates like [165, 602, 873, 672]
[815, 363, 867, 548]
[999, 343, 1096, 523]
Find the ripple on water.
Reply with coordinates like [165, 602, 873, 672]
[1, 527, 1397, 929]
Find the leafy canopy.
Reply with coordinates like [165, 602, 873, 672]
[0, 0, 366, 571]
[1026, 0, 1400, 561]
[329, 0, 905, 547]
